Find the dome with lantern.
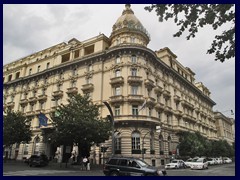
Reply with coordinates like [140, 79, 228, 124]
[110, 4, 150, 47]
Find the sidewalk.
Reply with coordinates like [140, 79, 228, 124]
[3, 159, 103, 171]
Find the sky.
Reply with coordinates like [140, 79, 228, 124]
[3, 4, 235, 118]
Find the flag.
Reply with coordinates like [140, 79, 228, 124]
[38, 113, 48, 127]
[138, 99, 147, 112]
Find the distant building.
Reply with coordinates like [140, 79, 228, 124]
[4, 4, 232, 165]
[214, 112, 235, 145]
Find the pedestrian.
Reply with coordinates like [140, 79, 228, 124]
[82, 156, 88, 170]
[87, 157, 90, 171]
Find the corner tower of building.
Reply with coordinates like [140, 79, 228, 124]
[110, 4, 150, 47]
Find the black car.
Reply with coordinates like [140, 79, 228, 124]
[27, 154, 49, 167]
[103, 157, 167, 176]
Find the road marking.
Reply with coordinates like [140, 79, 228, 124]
[3, 170, 77, 176]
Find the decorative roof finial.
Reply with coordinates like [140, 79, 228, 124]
[125, 4, 131, 9]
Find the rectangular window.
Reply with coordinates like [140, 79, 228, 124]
[74, 50, 80, 58]
[115, 87, 121, 96]
[131, 86, 138, 95]
[149, 108, 152, 117]
[116, 56, 120, 64]
[15, 72, 20, 79]
[87, 64, 93, 72]
[131, 55, 137, 63]
[24, 144, 29, 155]
[61, 53, 70, 63]
[131, 37, 135, 43]
[132, 136, 140, 150]
[37, 65, 41, 72]
[132, 105, 138, 116]
[73, 68, 77, 76]
[40, 102, 45, 110]
[131, 68, 137, 76]
[86, 77, 92, 84]
[46, 62, 50, 69]
[8, 74, 12, 82]
[115, 106, 120, 116]
[57, 84, 62, 91]
[115, 69, 121, 77]
[29, 68, 32, 75]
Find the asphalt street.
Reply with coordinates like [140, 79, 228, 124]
[3, 161, 235, 176]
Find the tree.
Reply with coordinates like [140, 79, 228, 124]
[49, 94, 112, 157]
[145, 4, 235, 62]
[3, 110, 32, 147]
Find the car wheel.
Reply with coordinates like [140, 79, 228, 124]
[110, 171, 119, 176]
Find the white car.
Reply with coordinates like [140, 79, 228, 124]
[190, 158, 208, 170]
[206, 158, 217, 165]
[165, 159, 186, 169]
[223, 157, 232, 164]
[215, 157, 223, 164]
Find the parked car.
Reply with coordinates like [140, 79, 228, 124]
[206, 158, 217, 165]
[165, 159, 186, 169]
[215, 157, 223, 164]
[223, 157, 232, 164]
[190, 158, 208, 170]
[185, 157, 199, 168]
[103, 157, 167, 176]
[27, 154, 49, 167]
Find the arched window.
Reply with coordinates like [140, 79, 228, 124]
[34, 136, 41, 155]
[114, 132, 121, 154]
[159, 135, 164, 155]
[132, 131, 140, 150]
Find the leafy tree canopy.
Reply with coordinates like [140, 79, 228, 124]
[145, 4, 235, 62]
[3, 110, 32, 147]
[49, 94, 112, 149]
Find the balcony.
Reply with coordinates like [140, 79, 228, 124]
[127, 76, 142, 85]
[154, 86, 163, 95]
[66, 87, 78, 95]
[25, 111, 35, 117]
[127, 94, 144, 103]
[109, 95, 124, 104]
[163, 90, 171, 98]
[6, 101, 15, 108]
[81, 83, 94, 93]
[155, 102, 164, 111]
[181, 100, 194, 109]
[28, 97, 38, 104]
[173, 95, 181, 102]
[52, 90, 64, 98]
[146, 97, 156, 107]
[164, 105, 172, 113]
[173, 109, 182, 117]
[19, 99, 28, 105]
[144, 79, 155, 90]
[110, 76, 124, 86]
[38, 94, 48, 102]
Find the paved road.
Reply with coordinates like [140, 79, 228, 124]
[3, 161, 235, 176]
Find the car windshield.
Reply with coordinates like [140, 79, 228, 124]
[196, 158, 204, 162]
[135, 159, 150, 167]
[171, 160, 178, 163]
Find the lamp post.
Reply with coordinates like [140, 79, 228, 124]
[142, 131, 150, 160]
[103, 101, 115, 156]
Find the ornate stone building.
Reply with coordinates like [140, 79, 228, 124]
[3, 4, 221, 165]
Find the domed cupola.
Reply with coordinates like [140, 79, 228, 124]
[109, 4, 150, 48]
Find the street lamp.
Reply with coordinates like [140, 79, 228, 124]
[142, 131, 150, 160]
[103, 101, 115, 156]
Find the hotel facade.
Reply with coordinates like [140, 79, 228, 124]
[3, 5, 232, 165]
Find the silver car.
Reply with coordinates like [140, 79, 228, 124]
[190, 158, 208, 170]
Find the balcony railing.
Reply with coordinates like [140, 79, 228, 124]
[19, 99, 28, 105]
[154, 86, 163, 95]
[155, 102, 164, 111]
[109, 95, 124, 104]
[163, 89, 171, 98]
[66, 87, 78, 95]
[110, 76, 124, 86]
[38, 94, 48, 102]
[28, 97, 38, 103]
[127, 94, 144, 103]
[52, 90, 64, 98]
[144, 79, 155, 90]
[127, 76, 142, 85]
[81, 83, 94, 92]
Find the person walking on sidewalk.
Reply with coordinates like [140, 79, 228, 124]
[82, 156, 88, 170]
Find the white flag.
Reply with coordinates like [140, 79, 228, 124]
[139, 99, 147, 112]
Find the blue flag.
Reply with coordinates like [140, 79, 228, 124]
[39, 113, 48, 127]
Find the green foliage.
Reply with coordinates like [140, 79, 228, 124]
[3, 110, 32, 147]
[50, 94, 112, 149]
[177, 131, 234, 158]
[145, 4, 235, 62]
